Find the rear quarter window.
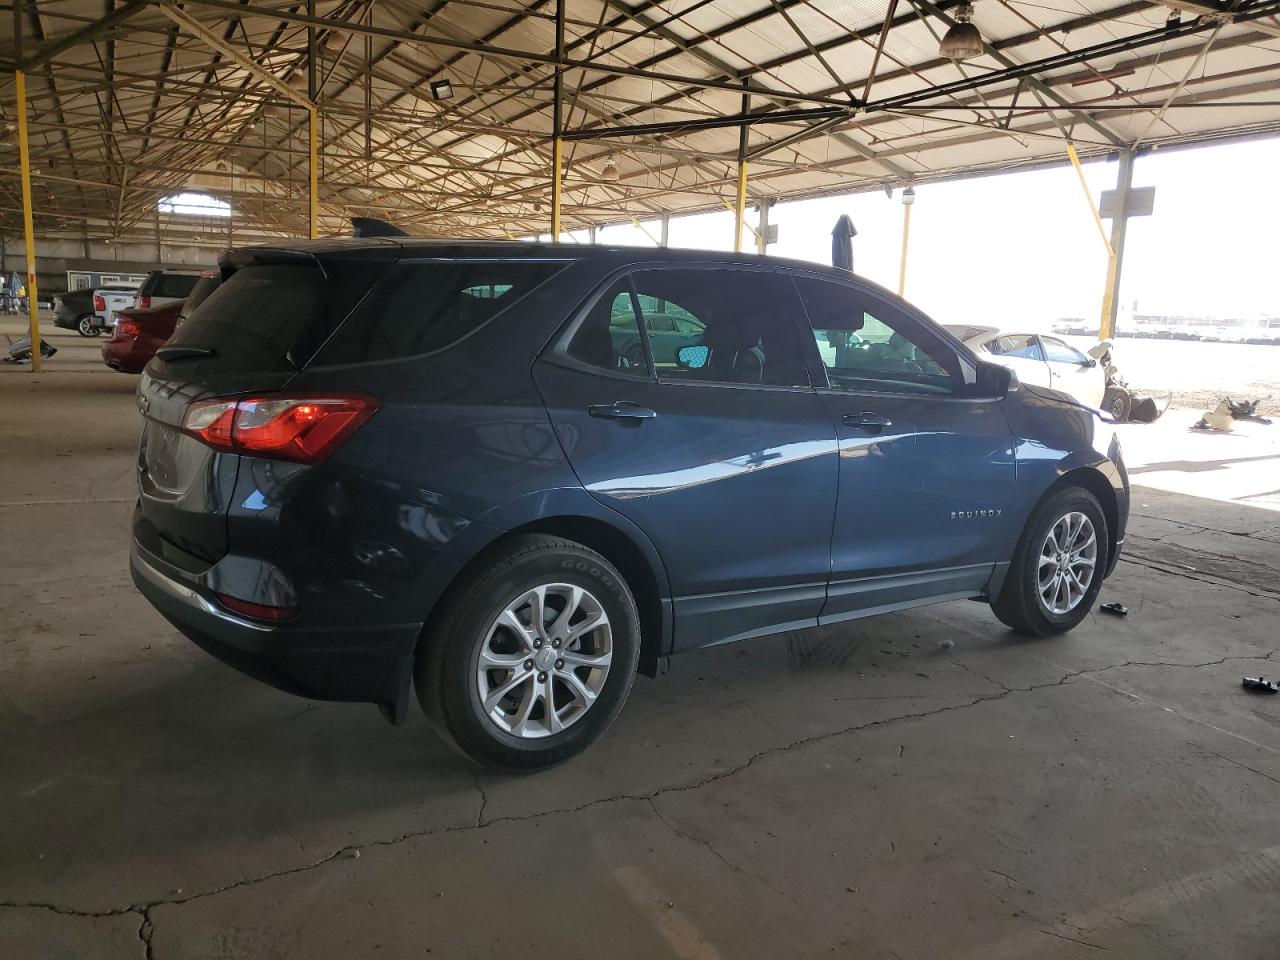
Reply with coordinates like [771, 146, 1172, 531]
[311, 260, 564, 365]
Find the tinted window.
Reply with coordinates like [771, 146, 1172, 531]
[987, 334, 1043, 360]
[150, 273, 201, 299]
[156, 260, 383, 377]
[631, 269, 807, 387]
[313, 260, 562, 365]
[1041, 336, 1088, 364]
[795, 278, 957, 395]
[565, 280, 648, 376]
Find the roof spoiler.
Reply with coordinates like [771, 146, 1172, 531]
[351, 217, 409, 238]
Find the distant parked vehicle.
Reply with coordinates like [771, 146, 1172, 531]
[103, 271, 220, 373]
[609, 309, 705, 367]
[53, 284, 134, 337]
[134, 269, 204, 311]
[93, 284, 142, 332]
[945, 326, 1109, 412]
[101, 301, 182, 374]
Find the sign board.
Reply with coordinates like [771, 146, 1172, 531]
[1099, 186, 1156, 219]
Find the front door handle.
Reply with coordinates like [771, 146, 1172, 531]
[843, 411, 892, 431]
[588, 401, 658, 421]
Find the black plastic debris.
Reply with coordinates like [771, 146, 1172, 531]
[1100, 602, 1128, 616]
[1242, 677, 1279, 694]
[1226, 398, 1272, 425]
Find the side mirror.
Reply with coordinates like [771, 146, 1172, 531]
[676, 344, 709, 369]
[1083, 357, 1097, 368]
[972, 359, 1017, 399]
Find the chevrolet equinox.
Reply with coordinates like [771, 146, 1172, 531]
[131, 239, 1128, 769]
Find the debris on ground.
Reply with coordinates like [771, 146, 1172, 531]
[936, 638, 955, 649]
[1194, 397, 1272, 431]
[1193, 400, 1236, 432]
[1099, 602, 1129, 617]
[1242, 676, 1279, 694]
[1226, 397, 1273, 424]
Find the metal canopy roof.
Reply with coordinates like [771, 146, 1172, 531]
[1, 0, 1278, 245]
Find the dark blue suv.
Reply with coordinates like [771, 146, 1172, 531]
[131, 239, 1128, 769]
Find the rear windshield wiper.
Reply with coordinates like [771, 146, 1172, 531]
[156, 345, 216, 361]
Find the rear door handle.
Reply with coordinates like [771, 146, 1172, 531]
[843, 411, 892, 431]
[588, 401, 657, 421]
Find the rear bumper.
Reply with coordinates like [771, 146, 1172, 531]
[131, 540, 421, 721]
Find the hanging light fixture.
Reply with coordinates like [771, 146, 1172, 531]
[430, 79, 454, 101]
[939, 3, 984, 60]
[601, 160, 620, 181]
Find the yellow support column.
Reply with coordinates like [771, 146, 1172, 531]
[16, 69, 42, 373]
[308, 105, 319, 239]
[551, 136, 563, 240]
[1065, 143, 1122, 339]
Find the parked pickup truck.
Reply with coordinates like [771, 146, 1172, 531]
[92, 284, 142, 333]
[54, 285, 136, 337]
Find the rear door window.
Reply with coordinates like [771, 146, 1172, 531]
[630, 268, 808, 387]
[986, 334, 1043, 360]
[312, 260, 564, 365]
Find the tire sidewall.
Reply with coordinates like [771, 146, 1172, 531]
[1017, 489, 1109, 633]
[437, 546, 641, 769]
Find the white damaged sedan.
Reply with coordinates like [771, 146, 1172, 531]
[944, 325, 1130, 420]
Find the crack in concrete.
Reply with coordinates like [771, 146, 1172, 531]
[472, 768, 488, 828]
[644, 797, 803, 909]
[1120, 553, 1280, 603]
[1130, 511, 1280, 545]
[3, 650, 1276, 930]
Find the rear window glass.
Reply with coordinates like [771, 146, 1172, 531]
[311, 260, 564, 365]
[154, 260, 384, 377]
[148, 273, 201, 299]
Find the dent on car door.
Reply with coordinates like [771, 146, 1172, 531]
[532, 267, 839, 652]
[791, 277, 1016, 619]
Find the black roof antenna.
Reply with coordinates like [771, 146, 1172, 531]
[351, 217, 410, 238]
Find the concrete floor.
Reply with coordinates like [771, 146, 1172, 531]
[2, 323, 1279, 959]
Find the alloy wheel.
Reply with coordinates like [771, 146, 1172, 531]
[476, 583, 612, 739]
[1037, 511, 1097, 615]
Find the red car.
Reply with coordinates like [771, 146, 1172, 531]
[102, 271, 219, 373]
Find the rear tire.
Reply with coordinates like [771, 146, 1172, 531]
[1103, 386, 1130, 422]
[415, 535, 641, 771]
[992, 486, 1108, 637]
[77, 316, 100, 338]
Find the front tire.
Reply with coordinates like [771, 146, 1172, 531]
[77, 316, 100, 337]
[416, 535, 641, 770]
[992, 486, 1108, 637]
[1103, 386, 1130, 422]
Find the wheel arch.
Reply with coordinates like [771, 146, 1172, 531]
[418, 510, 671, 682]
[1053, 465, 1120, 568]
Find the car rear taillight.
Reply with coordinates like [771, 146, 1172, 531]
[116, 319, 141, 338]
[181, 394, 378, 464]
[137, 295, 151, 309]
[93, 294, 105, 311]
